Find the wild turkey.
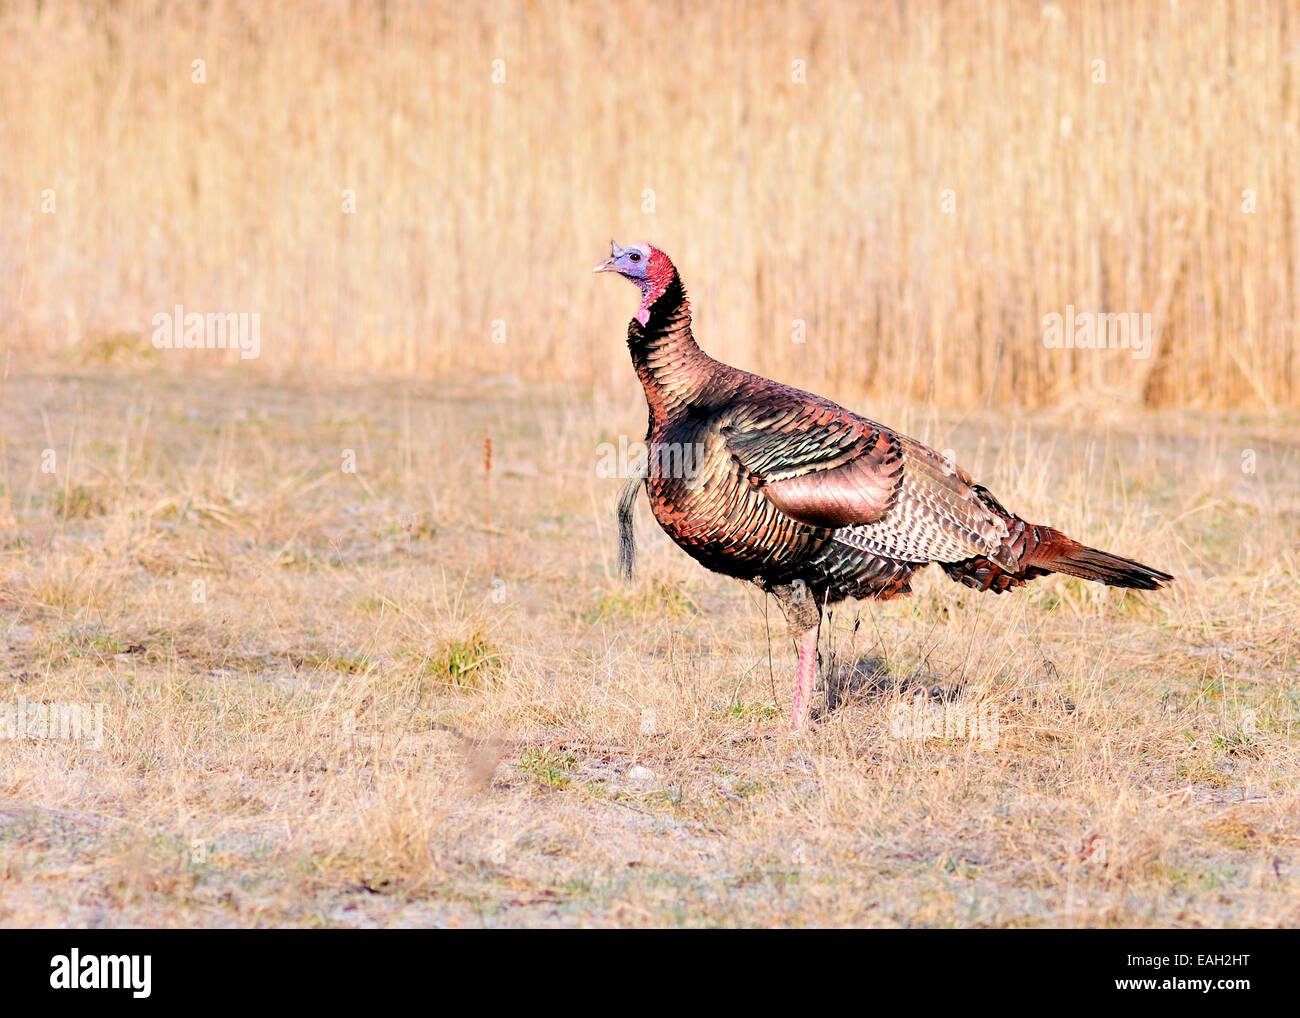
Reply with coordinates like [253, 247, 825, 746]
[595, 241, 1173, 731]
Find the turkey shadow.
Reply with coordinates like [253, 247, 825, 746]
[813, 654, 963, 720]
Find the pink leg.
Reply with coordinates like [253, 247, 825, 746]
[788, 627, 819, 731]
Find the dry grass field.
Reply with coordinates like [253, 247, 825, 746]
[2, 0, 1299, 928]
[0, 368, 1297, 927]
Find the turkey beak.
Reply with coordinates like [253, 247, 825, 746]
[595, 240, 625, 273]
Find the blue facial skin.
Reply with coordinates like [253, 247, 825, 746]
[595, 242, 650, 285]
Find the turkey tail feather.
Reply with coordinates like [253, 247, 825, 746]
[1039, 543, 1173, 589]
[942, 511, 1173, 593]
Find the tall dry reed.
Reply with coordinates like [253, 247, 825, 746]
[3, 0, 1296, 409]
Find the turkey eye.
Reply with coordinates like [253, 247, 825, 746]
[629, 252, 641, 262]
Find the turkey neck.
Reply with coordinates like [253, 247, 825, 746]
[627, 272, 719, 426]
